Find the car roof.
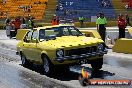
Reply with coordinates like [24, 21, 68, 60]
[35, 24, 74, 30]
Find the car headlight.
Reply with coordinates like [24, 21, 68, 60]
[97, 44, 104, 52]
[56, 49, 64, 57]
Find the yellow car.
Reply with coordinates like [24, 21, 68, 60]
[16, 25, 107, 75]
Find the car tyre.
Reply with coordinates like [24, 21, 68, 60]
[91, 58, 103, 71]
[21, 53, 32, 67]
[42, 56, 54, 76]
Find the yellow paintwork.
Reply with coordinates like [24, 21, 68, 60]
[128, 28, 132, 36]
[16, 29, 31, 40]
[17, 25, 104, 65]
[80, 30, 101, 39]
[112, 38, 132, 54]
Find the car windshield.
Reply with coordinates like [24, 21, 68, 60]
[39, 26, 83, 41]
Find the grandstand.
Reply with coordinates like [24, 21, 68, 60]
[0, 0, 132, 26]
[56, 0, 116, 21]
[0, 0, 48, 20]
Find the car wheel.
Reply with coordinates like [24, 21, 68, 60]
[21, 53, 32, 67]
[42, 56, 54, 75]
[91, 58, 103, 71]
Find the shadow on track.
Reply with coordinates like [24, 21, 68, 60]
[19, 64, 115, 81]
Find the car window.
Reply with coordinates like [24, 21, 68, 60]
[32, 30, 38, 40]
[63, 27, 70, 35]
[62, 26, 83, 36]
[69, 27, 81, 36]
[39, 28, 58, 41]
[45, 28, 58, 36]
[39, 29, 45, 40]
[24, 31, 32, 42]
[39, 26, 82, 40]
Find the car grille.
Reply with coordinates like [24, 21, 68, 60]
[65, 46, 97, 56]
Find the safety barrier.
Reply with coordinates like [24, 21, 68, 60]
[80, 30, 101, 39]
[112, 38, 132, 54]
[74, 21, 117, 27]
[16, 29, 30, 40]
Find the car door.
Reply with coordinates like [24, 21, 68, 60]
[22, 31, 33, 60]
[29, 30, 41, 62]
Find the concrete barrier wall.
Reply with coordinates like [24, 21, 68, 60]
[112, 27, 132, 54]
[74, 21, 117, 27]
[79, 27, 132, 45]
[112, 38, 132, 54]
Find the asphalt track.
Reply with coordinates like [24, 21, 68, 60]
[0, 30, 132, 88]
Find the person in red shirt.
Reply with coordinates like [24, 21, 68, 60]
[12, 18, 21, 32]
[117, 14, 127, 38]
[51, 14, 59, 25]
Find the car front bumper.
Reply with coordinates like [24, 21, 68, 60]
[55, 49, 108, 63]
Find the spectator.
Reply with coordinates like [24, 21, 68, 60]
[96, 12, 102, 18]
[107, 1, 111, 7]
[117, 14, 127, 38]
[101, 0, 105, 7]
[5, 17, 10, 25]
[2, 0, 6, 4]
[27, 14, 32, 20]
[56, 5, 59, 11]
[125, 14, 132, 27]
[28, 5, 32, 9]
[101, 0, 111, 7]
[34, 1, 41, 4]
[4, 12, 8, 17]
[28, 19, 34, 29]
[58, 2, 63, 11]
[125, 4, 129, 9]
[21, 17, 26, 24]
[18, 5, 24, 9]
[103, 1, 107, 7]
[27, 8, 31, 12]
[79, 16, 85, 28]
[51, 14, 59, 25]
[10, 19, 15, 30]
[60, 5, 63, 10]
[0, 12, 3, 16]
[96, 13, 107, 42]
[44, 1, 47, 5]
[12, 18, 21, 33]
[38, 1, 41, 4]
[23, 6, 27, 12]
